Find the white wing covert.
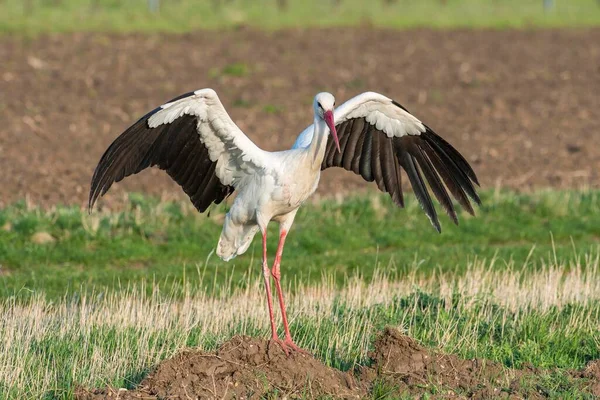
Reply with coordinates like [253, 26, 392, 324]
[89, 89, 267, 212]
[319, 92, 481, 232]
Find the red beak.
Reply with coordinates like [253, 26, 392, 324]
[324, 110, 340, 152]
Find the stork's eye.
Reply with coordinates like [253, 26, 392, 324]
[317, 102, 323, 110]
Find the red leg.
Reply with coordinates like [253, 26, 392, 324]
[271, 230, 308, 354]
[261, 231, 278, 341]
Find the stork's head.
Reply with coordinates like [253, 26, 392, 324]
[314, 92, 340, 152]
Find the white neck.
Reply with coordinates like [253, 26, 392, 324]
[306, 117, 330, 166]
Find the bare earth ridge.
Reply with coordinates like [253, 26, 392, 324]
[1, 28, 599, 209]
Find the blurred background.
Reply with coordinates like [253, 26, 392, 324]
[1, 1, 599, 210]
[1, 0, 599, 31]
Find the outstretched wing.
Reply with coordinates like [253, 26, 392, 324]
[89, 89, 267, 212]
[320, 92, 480, 232]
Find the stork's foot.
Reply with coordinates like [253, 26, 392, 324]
[270, 337, 310, 356]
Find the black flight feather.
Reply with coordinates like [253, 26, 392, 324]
[321, 98, 480, 231]
[89, 93, 234, 213]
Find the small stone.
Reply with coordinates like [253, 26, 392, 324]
[31, 232, 56, 244]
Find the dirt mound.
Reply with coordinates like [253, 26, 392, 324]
[366, 327, 537, 399]
[79, 335, 362, 399]
[78, 328, 600, 399]
[571, 360, 600, 397]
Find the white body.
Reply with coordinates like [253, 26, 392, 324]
[217, 111, 333, 260]
[217, 148, 319, 260]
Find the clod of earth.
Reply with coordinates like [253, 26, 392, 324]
[77, 328, 600, 399]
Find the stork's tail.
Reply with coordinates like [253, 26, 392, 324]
[216, 215, 259, 261]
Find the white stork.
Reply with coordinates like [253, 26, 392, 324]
[89, 89, 480, 353]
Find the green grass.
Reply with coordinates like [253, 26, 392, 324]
[2, 259, 600, 398]
[2, 189, 600, 398]
[1, 189, 600, 300]
[1, 0, 599, 35]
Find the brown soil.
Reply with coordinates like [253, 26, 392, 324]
[1, 28, 600, 208]
[77, 328, 600, 399]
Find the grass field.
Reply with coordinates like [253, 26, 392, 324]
[2, 246, 600, 397]
[2, 190, 600, 300]
[1, 190, 600, 397]
[1, 0, 599, 34]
